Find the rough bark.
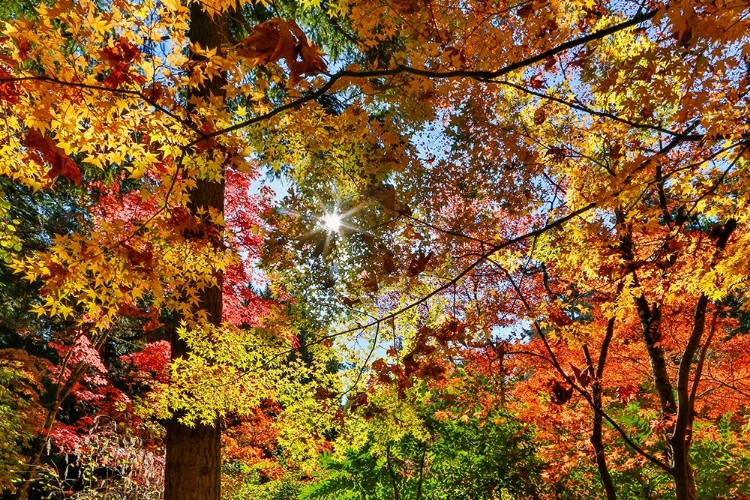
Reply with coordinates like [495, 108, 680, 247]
[163, 3, 228, 500]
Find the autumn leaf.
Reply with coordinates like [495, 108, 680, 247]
[22, 130, 82, 184]
[529, 75, 545, 89]
[550, 379, 574, 405]
[533, 107, 547, 125]
[99, 37, 141, 65]
[382, 248, 397, 274]
[407, 249, 433, 277]
[236, 18, 327, 84]
[367, 183, 397, 210]
[569, 363, 592, 387]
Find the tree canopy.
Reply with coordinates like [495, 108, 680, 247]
[1, 0, 750, 499]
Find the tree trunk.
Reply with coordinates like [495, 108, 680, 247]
[672, 454, 698, 500]
[619, 226, 676, 416]
[591, 386, 617, 500]
[634, 297, 676, 414]
[164, 271, 222, 500]
[163, 3, 228, 500]
[588, 315, 619, 500]
[164, 413, 221, 500]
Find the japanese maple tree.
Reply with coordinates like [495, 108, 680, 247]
[2, 0, 750, 500]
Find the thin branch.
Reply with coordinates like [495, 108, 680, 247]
[248, 204, 597, 373]
[684, 144, 748, 218]
[1, 75, 203, 136]
[492, 79, 701, 141]
[197, 9, 660, 143]
[499, 266, 672, 473]
[328, 203, 596, 340]
[341, 322, 380, 398]
[689, 312, 716, 413]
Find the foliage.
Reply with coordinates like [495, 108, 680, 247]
[40, 418, 163, 500]
[0, 350, 46, 494]
[303, 369, 544, 500]
[1, 0, 750, 499]
[691, 414, 750, 499]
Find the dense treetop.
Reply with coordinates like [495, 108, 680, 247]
[0, 0, 749, 498]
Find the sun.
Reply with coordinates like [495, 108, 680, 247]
[322, 212, 341, 232]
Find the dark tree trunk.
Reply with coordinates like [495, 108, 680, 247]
[670, 220, 735, 500]
[164, 3, 228, 500]
[588, 314, 618, 500]
[164, 415, 221, 500]
[634, 297, 676, 414]
[164, 270, 222, 499]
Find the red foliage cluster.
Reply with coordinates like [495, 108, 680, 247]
[22, 130, 82, 184]
[223, 168, 274, 326]
[0, 66, 19, 103]
[99, 37, 145, 88]
[121, 340, 171, 384]
[236, 18, 327, 84]
[50, 334, 108, 385]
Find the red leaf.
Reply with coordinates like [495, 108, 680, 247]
[549, 307, 572, 327]
[99, 37, 141, 64]
[237, 19, 327, 84]
[530, 75, 545, 89]
[23, 130, 82, 184]
[517, 2, 533, 18]
[407, 250, 433, 277]
[570, 363, 592, 387]
[550, 379, 574, 405]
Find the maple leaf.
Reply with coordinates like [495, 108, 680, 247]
[529, 75, 545, 89]
[533, 107, 547, 125]
[348, 392, 368, 411]
[550, 379, 573, 405]
[569, 363, 592, 387]
[121, 341, 171, 383]
[615, 385, 639, 403]
[236, 18, 327, 84]
[22, 130, 82, 184]
[382, 248, 397, 274]
[102, 63, 146, 88]
[367, 183, 397, 210]
[121, 242, 154, 268]
[99, 37, 141, 65]
[549, 307, 573, 327]
[407, 249, 434, 277]
[0, 64, 20, 103]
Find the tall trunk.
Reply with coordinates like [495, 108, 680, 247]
[627, 219, 736, 500]
[164, 3, 228, 500]
[586, 312, 619, 500]
[670, 220, 735, 500]
[634, 296, 676, 414]
[669, 296, 707, 500]
[619, 225, 676, 416]
[620, 227, 684, 496]
[591, 398, 617, 500]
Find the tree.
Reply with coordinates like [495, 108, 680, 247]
[2, 1, 750, 499]
[302, 359, 545, 500]
[162, 4, 227, 499]
[263, 2, 750, 500]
